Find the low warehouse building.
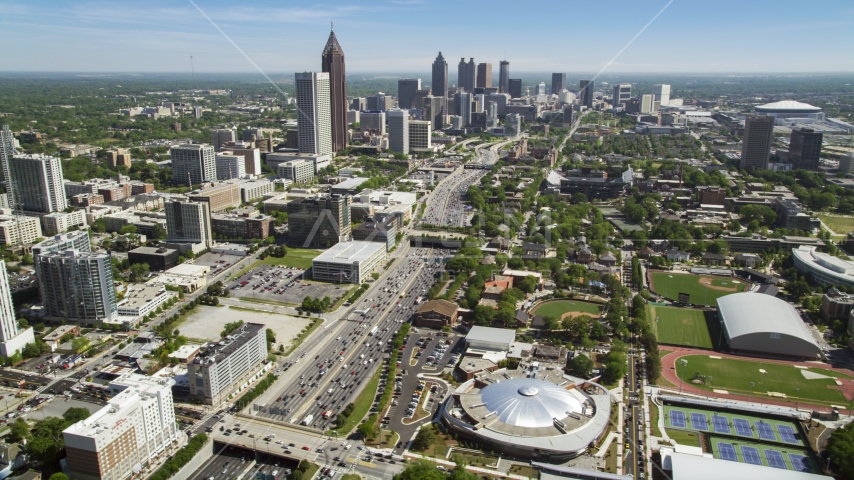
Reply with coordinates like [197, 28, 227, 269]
[717, 292, 821, 359]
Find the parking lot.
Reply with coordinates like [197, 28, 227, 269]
[227, 264, 351, 306]
[193, 251, 244, 276]
[178, 305, 312, 344]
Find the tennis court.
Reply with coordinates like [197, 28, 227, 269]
[710, 436, 815, 472]
[664, 406, 803, 446]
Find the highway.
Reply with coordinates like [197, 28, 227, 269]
[627, 345, 646, 479]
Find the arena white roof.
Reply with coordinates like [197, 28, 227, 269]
[669, 452, 832, 480]
[716, 292, 817, 347]
[479, 378, 583, 429]
[755, 100, 821, 112]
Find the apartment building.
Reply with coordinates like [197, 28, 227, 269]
[35, 249, 118, 325]
[188, 182, 241, 213]
[0, 215, 43, 245]
[187, 323, 268, 405]
[164, 200, 213, 249]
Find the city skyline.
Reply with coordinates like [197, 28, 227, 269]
[1, 0, 852, 73]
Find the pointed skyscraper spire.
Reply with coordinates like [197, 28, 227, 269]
[322, 26, 347, 152]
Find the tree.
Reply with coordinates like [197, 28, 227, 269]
[128, 263, 150, 282]
[358, 421, 375, 439]
[472, 305, 496, 326]
[569, 354, 594, 378]
[516, 275, 538, 294]
[543, 315, 560, 331]
[411, 427, 436, 451]
[62, 407, 91, 424]
[8, 417, 29, 443]
[49, 474, 69, 480]
[119, 224, 138, 235]
[507, 257, 524, 269]
[394, 461, 447, 480]
[827, 421, 854, 479]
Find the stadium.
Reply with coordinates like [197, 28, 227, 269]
[717, 293, 821, 359]
[439, 366, 611, 462]
[753, 100, 824, 124]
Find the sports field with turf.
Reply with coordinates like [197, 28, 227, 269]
[648, 304, 713, 348]
[650, 272, 746, 304]
[531, 299, 602, 319]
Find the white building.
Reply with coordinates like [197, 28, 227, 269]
[32, 230, 91, 257]
[653, 84, 671, 108]
[63, 374, 178, 480]
[0, 215, 43, 245]
[187, 322, 268, 405]
[0, 259, 34, 357]
[165, 200, 212, 248]
[116, 284, 176, 322]
[9, 153, 68, 213]
[278, 160, 315, 184]
[295, 72, 332, 156]
[170, 144, 216, 186]
[793, 245, 854, 288]
[265, 152, 331, 174]
[505, 113, 522, 137]
[239, 179, 275, 203]
[312, 240, 387, 284]
[465, 326, 516, 352]
[408, 120, 433, 152]
[387, 109, 409, 154]
[215, 152, 246, 180]
[41, 209, 87, 235]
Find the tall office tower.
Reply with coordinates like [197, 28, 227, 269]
[458, 92, 473, 127]
[839, 152, 854, 175]
[0, 258, 33, 356]
[505, 113, 522, 137]
[412, 88, 430, 110]
[788, 127, 823, 170]
[476, 63, 492, 89]
[579, 80, 594, 108]
[398, 79, 421, 109]
[740, 115, 775, 170]
[387, 109, 410, 154]
[408, 120, 432, 151]
[210, 128, 236, 152]
[432, 52, 449, 114]
[499, 61, 510, 94]
[35, 249, 117, 324]
[360, 111, 386, 135]
[563, 106, 576, 126]
[287, 194, 352, 248]
[486, 101, 498, 128]
[0, 125, 16, 211]
[170, 144, 216, 186]
[350, 97, 366, 111]
[640, 94, 654, 114]
[64, 374, 179, 480]
[165, 200, 213, 248]
[489, 93, 510, 116]
[612, 84, 632, 107]
[9, 154, 67, 213]
[458, 58, 477, 92]
[427, 95, 445, 130]
[551, 73, 566, 95]
[296, 72, 333, 156]
[215, 152, 246, 180]
[474, 94, 486, 114]
[535, 82, 547, 95]
[322, 27, 348, 152]
[652, 84, 671, 107]
[508, 79, 523, 99]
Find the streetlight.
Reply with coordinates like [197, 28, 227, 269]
[759, 369, 768, 406]
[678, 359, 688, 395]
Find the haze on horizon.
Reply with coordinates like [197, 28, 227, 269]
[1, 0, 853, 74]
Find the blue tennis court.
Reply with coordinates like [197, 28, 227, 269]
[717, 442, 737, 462]
[755, 421, 776, 441]
[789, 453, 810, 472]
[712, 415, 730, 434]
[691, 412, 708, 431]
[741, 446, 761, 466]
[670, 410, 686, 428]
[778, 425, 799, 444]
[765, 450, 787, 469]
[733, 418, 752, 437]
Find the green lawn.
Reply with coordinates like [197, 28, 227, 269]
[327, 364, 381, 436]
[650, 273, 746, 305]
[674, 355, 854, 405]
[818, 214, 854, 234]
[260, 247, 320, 269]
[665, 429, 700, 447]
[648, 305, 714, 348]
[531, 300, 602, 318]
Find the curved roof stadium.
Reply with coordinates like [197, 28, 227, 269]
[754, 100, 821, 113]
[717, 292, 820, 359]
[439, 367, 610, 462]
[792, 245, 854, 288]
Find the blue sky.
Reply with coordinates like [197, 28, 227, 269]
[1, 0, 853, 73]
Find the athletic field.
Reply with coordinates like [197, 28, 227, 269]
[650, 272, 746, 304]
[648, 305, 713, 348]
[531, 300, 602, 319]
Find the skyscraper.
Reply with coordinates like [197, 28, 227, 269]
[499, 61, 510, 94]
[458, 58, 477, 92]
[431, 52, 449, 115]
[536, 82, 547, 95]
[165, 200, 213, 248]
[476, 63, 492, 89]
[788, 127, 823, 170]
[295, 72, 332, 156]
[652, 84, 671, 108]
[427, 95, 445, 130]
[612, 84, 632, 107]
[0, 258, 33, 356]
[9, 154, 67, 213]
[579, 80, 594, 108]
[457, 92, 473, 127]
[388, 109, 409, 154]
[0, 125, 16, 211]
[210, 128, 236, 152]
[322, 27, 348, 153]
[740, 115, 775, 170]
[397, 79, 421, 109]
[170, 144, 216, 186]
[508, 79, 523, 99]
[35, 249, 117, 324]
[551, 73, 566, 95]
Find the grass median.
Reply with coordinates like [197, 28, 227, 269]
[327, 365, 382, 436]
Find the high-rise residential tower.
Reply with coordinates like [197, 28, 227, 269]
[431, 52, 449, 115]
[9, 154, 67, 213]
[36, 249, 117, 324]
[170, 144, 216, 186]
[165, 200, 213, 248]
[476, 63, 492, 89]
[321, 28, 348, 152]
[295, 72, 333, 156]
[551, 73, 566, 95]
[740, 115, 775, 170]
[397, 79, 421, 109]
[387, 109, 410, 154]
[579, 80, 594, 109]
[0, 125, 16, 211]
[788, 127, 823, 170]
[457, 92, 473, 127]
[499, 61, 510, 94]
[0, 258, 34, 356]
[458, 58, 477, 92]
